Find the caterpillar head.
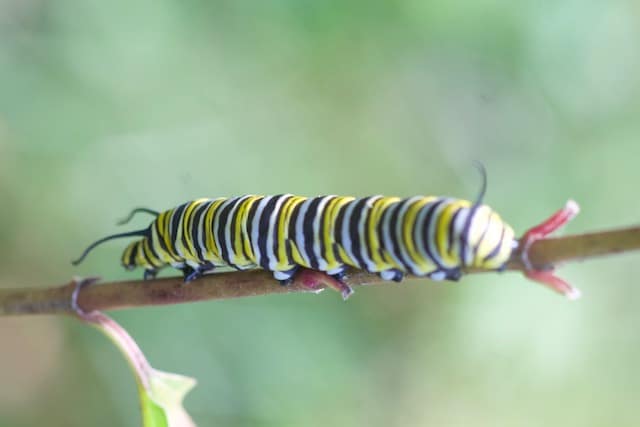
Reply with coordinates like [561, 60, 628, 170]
[121, 240, 143, 271]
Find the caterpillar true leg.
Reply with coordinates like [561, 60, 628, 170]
[275, 267, 299, 286]
[427, 269, 462, 281]
[143, 269, 158, 280]
[329, 267, 346, 282]
[184, 269, 200, 283]
[379, 269, 404, 282]
[182, 262, 216, 283]
[445, 268, 462, 281]
[428, 271, 447, 281]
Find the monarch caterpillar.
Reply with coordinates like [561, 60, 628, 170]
[72, 170, 523, 299]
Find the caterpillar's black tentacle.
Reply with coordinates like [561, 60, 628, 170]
[471, 161, 488, 207]
[73, 190, 516, 299]
[459, 162, 489, 266]
[72, 229, 148, 266]
[117, 207, 160, 226]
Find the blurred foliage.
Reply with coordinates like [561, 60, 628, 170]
[1, 0, 639, 426]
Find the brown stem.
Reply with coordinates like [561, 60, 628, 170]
[506, 226, 640, 270]
[1, 224, 639, 316]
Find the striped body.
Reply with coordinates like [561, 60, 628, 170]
[119, 195, 515, 283]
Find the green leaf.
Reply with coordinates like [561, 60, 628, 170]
[140, 369, 197, 427]
[79, 311, 197, 427]
[139, 387, 169, 427]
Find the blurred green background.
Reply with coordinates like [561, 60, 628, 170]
[1, 1, 640, 426]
